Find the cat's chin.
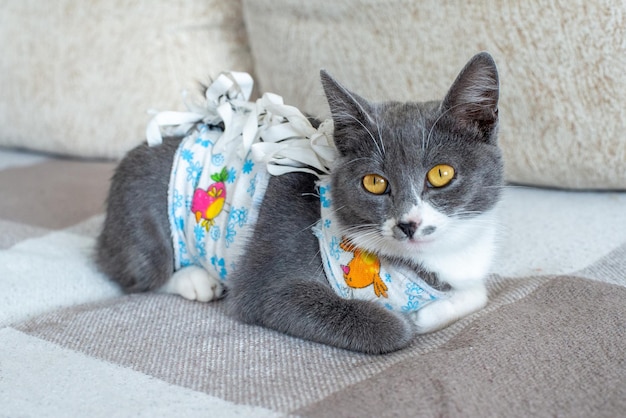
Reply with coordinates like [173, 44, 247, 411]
[403, 237, 437, 249]
[393, 237, 443, 259]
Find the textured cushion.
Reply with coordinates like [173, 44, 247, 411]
[242, 0, 626, 190]
[0, 0, 253, 159]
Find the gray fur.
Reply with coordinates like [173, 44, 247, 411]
[97, 138, 180, 292]
[96, 52, 503, 354]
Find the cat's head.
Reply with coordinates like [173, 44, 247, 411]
[321, 52, 504, 261]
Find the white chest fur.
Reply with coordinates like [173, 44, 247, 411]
[419, 209, 498, 289]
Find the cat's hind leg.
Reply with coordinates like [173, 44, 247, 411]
[159, 266, 224, 302]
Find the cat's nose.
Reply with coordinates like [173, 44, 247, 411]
[397, 222, 418, 238]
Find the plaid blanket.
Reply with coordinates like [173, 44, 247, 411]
[1, 147, 625, 417]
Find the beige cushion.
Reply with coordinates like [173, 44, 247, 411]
[0, 0, 253, 159]
[242, 0, 626, 190]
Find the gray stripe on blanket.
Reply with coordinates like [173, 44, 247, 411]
[293, 276, 626, 418]
[0, 160, 114, 229]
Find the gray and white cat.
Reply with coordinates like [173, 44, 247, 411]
[96, 52, 503, 354]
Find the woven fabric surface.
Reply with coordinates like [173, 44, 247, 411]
[1, 148, 625, 417]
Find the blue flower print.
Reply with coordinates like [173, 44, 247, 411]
[224, 207, 249, 248]
[384, 273, 392, 283]
[194, 224, 206, 242]
[195, 241, 207, 259]
[405, 282, 425, 297]
[195, 136, 212, 148]
[186, 160, 202, 183]
[196, 129, 213, 148]
[175, 216, 185, 232]
[227, 167, 237, 184]
[401, 300, 421, 313]
[225, 225, 236, 248]
[324, 219, 331, 229]
[212, 153, 225, 166]
[210, 256, 228, 279]
[401, 282, 436, 313]
[242, 159, 254, 174]
[319, 185, 331, 208]
[229, 207, 249, 227]
[247, 174, 257, 197]
[210, 225, 221, 241]
[181, 148, 194, 162]
[172, 189, 184, 210]
[178, 239, 188, 256]
[329, 236, 341, 260]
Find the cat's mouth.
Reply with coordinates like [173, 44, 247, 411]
[373, 235, 438, 260]
[402, 236, 437, 249]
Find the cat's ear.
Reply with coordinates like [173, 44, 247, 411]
[441, 52, 499, 135]
[320, 70, 376, 154]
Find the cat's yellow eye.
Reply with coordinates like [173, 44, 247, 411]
[362, 174, 389, 195]
[427, 164, 455, 188]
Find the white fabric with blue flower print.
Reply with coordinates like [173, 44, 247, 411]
[167, 124, 269, 280]
[148, 71, 335, 282]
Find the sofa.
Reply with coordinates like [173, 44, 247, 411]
[1, 1, 625, 416]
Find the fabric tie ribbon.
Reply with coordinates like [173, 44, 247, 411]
[145, 71, 337, 178]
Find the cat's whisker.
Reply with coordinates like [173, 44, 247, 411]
[297, 220, 322, 235]
[477, 184, 506, 188]
[323, 205, 350, 223]
[462, 221, 505, 231]
[341, 223, 380, 231]
[451, 210, 484, 217]
[342, 225, 376, 235]
[425, 104, 456, 148]
[342, 157, 376, 166]
[451, 214, 503, 227]
[341, 225, 381, 238]
[359, 235, 393, 255]
[420, 121, 428, 151]
[335, 111, 385, 160]
[373, 112, 386, 155]
[342, 228, 387, 249]
[447, 214, 506, 231]
[501, 184, 537, 190]
[295, 204, 348, 235]
[309, 249, 323, 270]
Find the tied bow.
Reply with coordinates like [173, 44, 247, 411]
[145, 71, 337, 178]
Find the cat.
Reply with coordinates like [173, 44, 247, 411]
[96, 52, 503, 354]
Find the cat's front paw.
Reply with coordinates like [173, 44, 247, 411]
[413, 288, 488, 334]
[413, 300, 457, 334]
[160, 266, 224, 302]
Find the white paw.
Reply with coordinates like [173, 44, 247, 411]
[413, 287, 488, 334]
[160, 266, 224, 302]
[413, 300, 456, 334]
